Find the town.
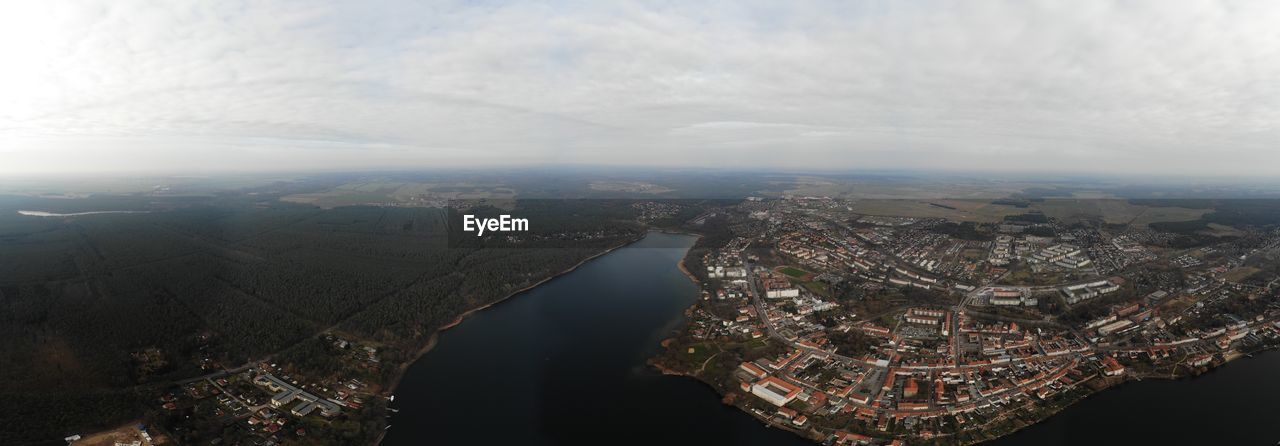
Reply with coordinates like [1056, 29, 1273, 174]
[658, 197, 1280, 445]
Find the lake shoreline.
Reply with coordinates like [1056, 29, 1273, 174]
[17, 209, 150, 217]
[386, 228, 718, 397]
[374, 234, 644, 446]
[651, 235, 824, 443]
[379, 231, 822, 446]
[383, 233, 644, 396]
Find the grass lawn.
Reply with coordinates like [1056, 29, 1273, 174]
[800, 280, 831, 297]
[779, 266, 809, 278]
[1224, 266, 1261, 283]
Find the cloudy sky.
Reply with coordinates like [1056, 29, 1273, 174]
[1, 1, 1278, 176]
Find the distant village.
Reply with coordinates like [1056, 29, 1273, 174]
[135, 333, 384, 445]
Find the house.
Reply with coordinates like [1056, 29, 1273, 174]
[739, 362, 768, 380]
[1102, 356, 1125, 377]
[792, 415, 808, 427]
[833, 431, 875, 445]
[258, 374, 341, 417]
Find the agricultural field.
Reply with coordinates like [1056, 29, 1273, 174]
[1224, 266, 1262, 283]
[588, 181, 675, 194]
[1033, 199, 1210, 225]
[1129, 205, 1214, 227]
[775, 176, 1031, 199]
[281, 181, 517, 208]
[847, 199, 1025, 222]
[1200, 222, 1246, 237]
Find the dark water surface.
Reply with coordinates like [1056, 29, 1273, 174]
[987, 349, 1280, 445]
[383, 232, 810, 445]
[386, 231, 1280, 445]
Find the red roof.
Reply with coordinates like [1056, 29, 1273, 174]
[755, 376, 802, 398]
[739, 362, 768, 378]
[904, 379, 920, 395]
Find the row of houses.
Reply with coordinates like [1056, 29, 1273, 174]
[1061, 279, 1122, 304]
[254, 374, 341, 418]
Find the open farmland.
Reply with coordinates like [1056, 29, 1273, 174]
[1034, 199, 1210, 225]
[281, 181, 517, 208]
[847, 199, 1025, 222]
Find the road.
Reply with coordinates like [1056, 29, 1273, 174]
[744, 257, 864, 366]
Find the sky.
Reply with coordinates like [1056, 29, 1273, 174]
[1, 1, 1279, 176]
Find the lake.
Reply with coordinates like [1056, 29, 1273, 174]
[987, 349, 1280, 445]
[383, 231, 810, 445]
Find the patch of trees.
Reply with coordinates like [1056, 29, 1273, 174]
[827, 329, 875, 355]
[930, 221, 993, 241]
[991, 199, 1030, 208]
[1023, 226, 1055, 237]
[0, 389, 143, 444]
[1003, 212, 1050, 224]
[1148, 219, 1210, 235]
[894, 286, 958, 307]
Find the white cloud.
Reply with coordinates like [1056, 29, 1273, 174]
[1, 0, 1279, 176]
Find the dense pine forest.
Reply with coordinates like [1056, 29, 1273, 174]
[0, 192, 693, 443]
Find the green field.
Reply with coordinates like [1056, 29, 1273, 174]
[779, 266, 809, 278]
[800, 280, 831, 297]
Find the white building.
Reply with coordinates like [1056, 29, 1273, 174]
[766, 288, 800, 299]
[750, 377, 802, 407]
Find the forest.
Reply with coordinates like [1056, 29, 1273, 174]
[1135, 199, 1280, 233]
[0, 193, 705, 444]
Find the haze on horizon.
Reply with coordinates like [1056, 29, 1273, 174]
[2, 1, 1279, 177]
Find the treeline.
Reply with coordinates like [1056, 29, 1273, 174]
[1003, 212, 1050, 224]
[930, 221, 993, 241]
